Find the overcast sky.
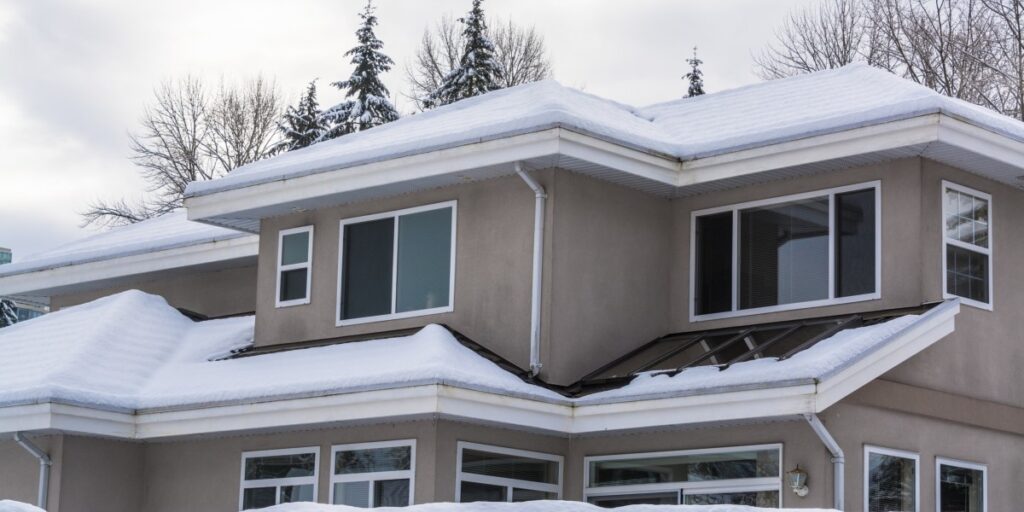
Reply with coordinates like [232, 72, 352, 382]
[0, 0, 814, 261]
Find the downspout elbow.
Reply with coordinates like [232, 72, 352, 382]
[804, 414, 845, 511]
[14, 432, 51, 510]
[515, 162, 546, 377]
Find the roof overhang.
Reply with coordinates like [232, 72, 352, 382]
[0, 236, 258, 296]
[0, 300, 957, 440]
[185, 114, 1024, 232]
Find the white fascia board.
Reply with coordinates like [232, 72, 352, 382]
[0, 403, 135, 438]
[935, 115, 1024, 169]
[0, 235, 258, 296]
[556, 129, 680, 185]
[678, 115, 941, 186]
[814, 300, 960, 411]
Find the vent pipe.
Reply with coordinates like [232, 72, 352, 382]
[514, 162, 546, 377]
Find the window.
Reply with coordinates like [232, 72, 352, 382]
[692, 183, 879, 320]
[276, 226, 314, 307]
[455, 442, 562, 503]
[584, 444, 782, 508]
[865, 446, 919, 512]
[330, 440, 415, 508]
[942, 182, 992, 310]
[240, 447, 319, 510]
[936, 458, 986, 512]
[338, 202, 456, 325]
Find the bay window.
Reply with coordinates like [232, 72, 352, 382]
[865, 446, 918, 512]
[692, 182, 879, 320]
[942, 182, 992, 309]
[584, 445, 782, 508]
[240, 447, 319, 510]
[330, 440, 415, 508]
[338, 201, 456, 325]
[456, 442, 562, 502]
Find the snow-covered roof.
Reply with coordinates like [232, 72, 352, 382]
[185, 64, 1024, 199]
[0, 291, 958, 435]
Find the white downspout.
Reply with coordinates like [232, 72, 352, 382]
[14, 432, 52, 510]
[805, 413, 845, 511]
[514, 162, 546, 377]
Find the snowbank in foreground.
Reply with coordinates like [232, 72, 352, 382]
[0, 500, 45, 512]
[256, 501, 836, 512]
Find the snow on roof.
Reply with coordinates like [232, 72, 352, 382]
[186, 64, 1024, 198]
[0, 291, 953, 414]
[257, 501, 837, 512]
[0, 290, 561, 412]
[0, 501, 45, 512]
[0, 210, 254, 278]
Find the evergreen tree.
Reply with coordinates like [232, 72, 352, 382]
[273, 80, 327, 153]
[684, 46, 705, 97]
[320, 0, 400, 142]
[0, 299, 17, 328]
[426, 0, 502, 108]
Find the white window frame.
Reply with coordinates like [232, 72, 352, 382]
[328, 439, 416, 507]
[239, 446, 320, 511]
[455, 441, 563, 502]
[689, 181, 882, 322]
[583, 443, 783, 507]
[276, 225, 314, 308]
[336, 201, 457, 326]
[864, 445, 920, 512]
[940, 181, 993, 311]
[935, 457, 987, 512]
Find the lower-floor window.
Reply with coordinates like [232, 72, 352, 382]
[937, 458, 986, 512]
[865, 446, 919, 512]
[330, 440, 415, 508]
[240, 447, 319, 510]
[583, 444, 782, 508]
[456, 442, 563, 502]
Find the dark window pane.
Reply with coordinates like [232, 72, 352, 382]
[511, 488, 557, 502]
[588, 492, 678, 508]
[836, 189, 876, 297]
[695, 212, 733, 315]
[245, 453, 316, 480]
[279, 484, 314, 503]
[739, 197, 829, 309]
[336, 446, 412, 475]
[684, 490, 779, 507]
[375, 479, 411, 506]
[279, 268, 308, 302]
[334, 481, 369, 507]
[242, 487, 276, 510]
[939, 464, 984, 512]
[341, 218, 395, 320]
[396, 208, 452, 313]
[460, 481, 507, 502]
[946, 245, 989, 303]
[461, 449, 558, 484]
[589, 449, 779, 487]
[281, 231, 310, 265]
[868, 452, 917, 512]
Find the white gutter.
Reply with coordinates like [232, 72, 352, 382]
[805, 413, 845, 511]
[514, 162, 547, 377]
[14, 431, 52, 510]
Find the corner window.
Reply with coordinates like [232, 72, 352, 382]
[942, 182, 992, 309]
[456, 442, 562, 503]
[584, 444, 782, 507]
[276, 226, 314, 307]
[692, 182, 879, 320]
[865, 446, 918, 512]
[937, 458, 986, 512]
[338, 201, 456, 325]
[330, 440, 415, 508]
[240, 447, 319, 510]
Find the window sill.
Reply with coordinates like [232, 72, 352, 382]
[944, 293, 992, 311]
[690, 292, 880, 323]
[337, 305, 454, 327]
[276, 298, 311, 309]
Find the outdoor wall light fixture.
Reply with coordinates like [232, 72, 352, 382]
[786, 465, 809, 497]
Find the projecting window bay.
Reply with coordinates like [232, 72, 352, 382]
[692, 183, 880, 320]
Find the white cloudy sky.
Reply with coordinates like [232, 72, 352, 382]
[0, 0, 814, 261]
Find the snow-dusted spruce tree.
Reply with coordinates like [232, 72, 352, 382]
[319, 0, 400, 142]
[425, 0, 502, 108]
[684, 46, 705, 97]
[0, 299, 17, 328]
[273, 80, 327, 153]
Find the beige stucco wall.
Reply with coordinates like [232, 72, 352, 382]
[0, 435, 63, 509]
[58, 436, 143, 512]
[50, 265, 258, 318]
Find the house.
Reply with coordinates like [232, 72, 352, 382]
[0, 64, 1021, 511]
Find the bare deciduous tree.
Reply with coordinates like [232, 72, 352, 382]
[83, 76, 282, 227]
[405, 15, 552, 110]
[755, 0, 870, 79]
